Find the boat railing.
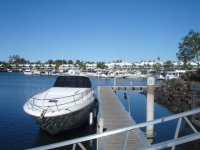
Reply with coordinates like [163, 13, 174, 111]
[27, 108, 200, 150]
[26, 88, 94, 112]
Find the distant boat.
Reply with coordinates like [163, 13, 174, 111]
[7, 69, 12, 72]
[32, 70, 41, 75]
[154, 71, 165, 80]
[23, 69, 32, 75]
[23, 75, 96, 134]
[165, 70, 186, 80]
[123, 71, 142, 79]
[153, 70, 186, 80]
[123, 73, 139, 79]
[60, 69, 80, 76]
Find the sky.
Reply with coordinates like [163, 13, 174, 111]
[0, 0, 200, 63]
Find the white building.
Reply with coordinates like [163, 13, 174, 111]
[134, 61, 161, 68]
[105, 61, 132, 69]
[0, 64, 5, 70]
[58, 64, 75, 72]
[86, 63, 97, 71]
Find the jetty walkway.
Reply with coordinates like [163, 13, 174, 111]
[98, 86, 148, 150]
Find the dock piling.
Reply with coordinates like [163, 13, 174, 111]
[146, 77, 155, 144]
[114, 72, 116, 91]
[99, 118, 104, 133]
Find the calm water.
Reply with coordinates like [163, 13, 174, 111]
[0, 73, 199, 150]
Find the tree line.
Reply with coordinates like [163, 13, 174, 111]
[1, 30, 200, 71]
[0, 55, 108, 69]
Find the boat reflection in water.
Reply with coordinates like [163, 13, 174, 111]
[33, 121, 96, 149]
[23, 75, 96, 134]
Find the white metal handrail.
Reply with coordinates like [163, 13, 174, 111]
[31, 89, 92, 101]
[27, 108, 200, 150]
[138, 132, 200, 150]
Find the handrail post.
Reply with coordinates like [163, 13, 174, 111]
[172, 117, 182, 150]
[72, 144, 76, 150]
[122, 131, 129, 150]
[184, 117, 198, 133]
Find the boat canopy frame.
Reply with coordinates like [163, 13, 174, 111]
[26, 88, 94, 113]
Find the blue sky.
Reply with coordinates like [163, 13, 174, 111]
[0, 0, 200, 63]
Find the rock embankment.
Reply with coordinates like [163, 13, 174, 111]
[155, 79, 200, 113]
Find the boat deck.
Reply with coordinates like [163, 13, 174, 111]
[97, 86, 148, 150]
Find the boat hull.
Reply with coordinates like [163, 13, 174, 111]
[23, 71, 32, 75]
[33, 102, 94, 134]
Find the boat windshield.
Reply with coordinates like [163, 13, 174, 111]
[53, 76, 92, 88]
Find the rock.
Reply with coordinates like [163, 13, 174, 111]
[169, 105, 180, 113]
[172, 98, 182, 106]
[155, 78, 200, 114]
[163, 100, 171, 106]
[181, 102, 190, 111]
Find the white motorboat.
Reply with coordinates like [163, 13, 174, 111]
[23, 75, 96, 134]
[32, 69, 41, 75]
[23, 69, 33, 75]
[123, 72, 141, 79]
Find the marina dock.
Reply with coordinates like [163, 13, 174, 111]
[97, 86, 148, 150]
[26, 82, 200, 150]
[110, 86, 147, 91]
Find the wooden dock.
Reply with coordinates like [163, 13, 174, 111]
[110, 86, 147, 91]
[97, 86, 148, 150]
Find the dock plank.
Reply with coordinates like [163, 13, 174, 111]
[98, 87, 148, 150]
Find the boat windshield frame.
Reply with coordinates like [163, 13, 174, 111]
[53, 76, 92, 88]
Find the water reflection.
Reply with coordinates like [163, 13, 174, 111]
[33, 121, 96, 149]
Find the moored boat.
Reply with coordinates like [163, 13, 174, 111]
[23, 75, 96, 134]
[23, 69, 33, 75]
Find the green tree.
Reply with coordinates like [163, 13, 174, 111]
[97, 62, 106, 69]
[68, 60, 74, 64]
[75, 60, 81, 65]
[47, 59, 54, 64]
[9, 55, 27, 64]
[82, 63, 86, 70]
[177, 30, 200, 69]
[152, 64, 161, 71]
[113, 60, 122, 63]
[163, 61, 174, 71]
[35, 60, 41, 64]
[54, 59, 64, 69]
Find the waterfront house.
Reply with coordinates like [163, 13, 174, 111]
[0, 64, 6, 72]
[58, 64, 75, 73]
[86, 63, 97, 72]
[105, 61, 132, 70]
